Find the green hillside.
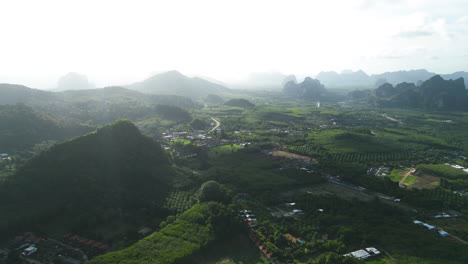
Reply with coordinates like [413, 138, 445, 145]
[87, 202, 233, 264]
[0, 120, 175, 237]
[0, 104, 93, 152]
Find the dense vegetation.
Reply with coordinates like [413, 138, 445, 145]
[0, 104, 93, 152]
[87, 202, 235, 264]
[0, 120, 175, 238]
[2, 76, 468, 264]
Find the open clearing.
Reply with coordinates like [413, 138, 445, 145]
[410, 173, 440, 189]
[270, 150, 318, 163]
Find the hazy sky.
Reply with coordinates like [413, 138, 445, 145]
[0, 0, 467, 88]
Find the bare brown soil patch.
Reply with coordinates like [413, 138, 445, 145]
[270, 150, 318, 163]
[410, 173, 440, 189]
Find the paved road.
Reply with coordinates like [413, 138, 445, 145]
[208, 117, 220, 133]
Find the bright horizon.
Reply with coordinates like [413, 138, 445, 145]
[0, 0, 467, 89]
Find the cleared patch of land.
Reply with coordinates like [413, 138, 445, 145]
[410, 173, 440, 189]
[270, 150, 318, 163]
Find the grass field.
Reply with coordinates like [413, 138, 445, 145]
[387, 168, 417, 185]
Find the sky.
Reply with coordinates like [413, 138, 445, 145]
[0, 0, 467, 89]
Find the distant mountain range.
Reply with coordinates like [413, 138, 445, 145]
[0, 84, 200, 123]
[127, 70, 230, 98]
[315, 69, 468, 88]
[372, 75, 468, 110]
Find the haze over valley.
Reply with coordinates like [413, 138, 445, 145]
[1, 1, 468, 264]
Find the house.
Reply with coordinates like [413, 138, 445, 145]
[21, 247, 37, 256]
[344, 249, 370, 259]
[344, 247, 380, 259]
[438, 230, 449, 237]
[423, 223, 436, 230]
[365, 247, 380, 255]
[0, 153, 9, 159]
[414, 220, 436, 230]
[292, 209, 304, 214]
[283, 233, 298, 243]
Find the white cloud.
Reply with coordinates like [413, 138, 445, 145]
[394, 13, 450, 39]
[0, 0, 467, 88]
[457, 16, 468, 23]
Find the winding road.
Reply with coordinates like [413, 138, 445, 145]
[208, 117, 220, 133]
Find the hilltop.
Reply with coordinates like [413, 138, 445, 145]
[128, 70, 230, 98]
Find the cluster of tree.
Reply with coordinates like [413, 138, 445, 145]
[417, 164, 468, 179]
[204, 94, 224, 104]
[287, 193, 468, 263]
[0, 104, 93, 153]
[196, 180, 232, 204]
[154, 104, 192, 121]
[87, 202, 235, 264]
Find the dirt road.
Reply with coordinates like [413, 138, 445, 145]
[208, 117, 220, 133]
[399, 168, 415, 186]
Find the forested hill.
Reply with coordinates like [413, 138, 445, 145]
[0, 120, 176, 236]
[0, 83, 59, 104]
[128, 70, 230, 98]
[0, 104, 93, 153]
[0, 84, 201, 125]
[374, 75, 468, 110]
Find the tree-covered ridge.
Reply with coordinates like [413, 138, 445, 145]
[87, 202, 232, 264]
[0, 84, 201, 125]
[0, 120, 175, 236]
[0, 104, 93, 152]
[374, 75, 468, 110]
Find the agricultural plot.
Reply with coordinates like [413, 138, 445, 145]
[289, 145, 419, 163]
[305, 129, 404, 153]
[165, 191, 195, 214]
